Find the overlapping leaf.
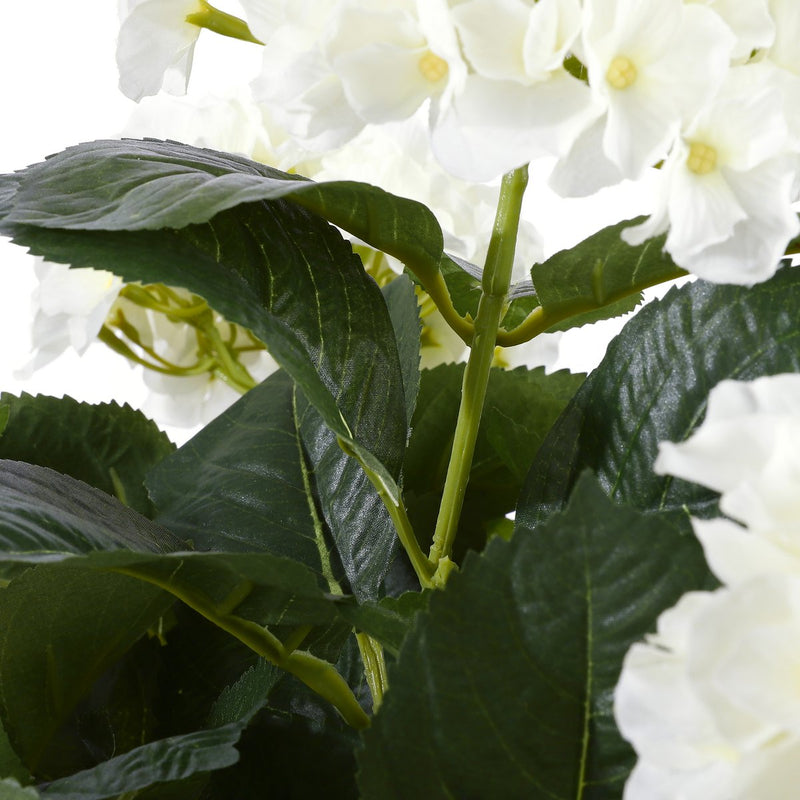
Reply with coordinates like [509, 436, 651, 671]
[36, 661, 282, 800]
[358, 474, 710, 799]
[0, 394, 173, 517]
[0, 460, 357, 781]
[0, 460, 183, 561]
[0, 139, 444, 271]
[146, 341, 418, 599]
[517, 263, 800, 531]
[0, 138, 426, 595]
[403, 364, 584, 556]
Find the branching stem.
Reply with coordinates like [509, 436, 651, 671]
[428, 166, 529, 575]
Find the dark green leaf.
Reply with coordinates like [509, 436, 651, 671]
[382, 275, 421, 425]
[38, 726, 243, 800]
[147, 372, 343, 580]
[205, 660, 282, 729]
[205, 710, 358, 800]
[1, 139, 444, 273]
[518, 263, 800, 531]
[333, 592, 429, 657]
[358, 473, 710, 799]
[147, 369, 399, 600]
[0, 563, 171, 778]
[0, 394, 173, 517]
[0, 460, 184, 562]
[528, 218, 685, 331]
[2, 141, 413, 594]
[404, 365, 584, 557]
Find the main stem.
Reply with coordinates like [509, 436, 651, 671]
[428, 166, 528, 575]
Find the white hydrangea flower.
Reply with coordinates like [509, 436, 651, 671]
[654, 373, 800, 585]
[249, 0, 366, 151]
[759, 0, 800, 146]
[616, 575, 800, 800]
[686, 0, 774, 62]
[117, 0, 207, 101]
[17, 261, 123, 378]
[431, 0, 600, 181]
[581, 0, 734, 179]
[624, 65, 800, 284]
[324, 0, 466, 125]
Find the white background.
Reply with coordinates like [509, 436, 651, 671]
[0, 2, 670, 439]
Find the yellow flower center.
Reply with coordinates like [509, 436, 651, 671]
[418, 50, 449, 83]
[606, 55, 637, 90]
[686, 141, 717, 175]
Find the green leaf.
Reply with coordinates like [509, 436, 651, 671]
[0, 139, 444, 273]
[526, 218, 685, 332]
[37, 726, 244, 800]
[518, 263, 800, 531]
[333, 592, 429, 657]
[357, 473, 710, 799]
[0, 394, 173, 517]
[147, 370, 400, 599]
[0, 460, 184, 563]
[205, 710, 358, 799]
[404, 365, 584, 557]
[147, 372, 345, 581]
[206, 659, 282, 729]
[1, 139, 409, 491]
[381, 275, 422, 425]
[0, 563, 171, 778]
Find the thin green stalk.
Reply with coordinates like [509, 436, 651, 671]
[337, 436, 436, 589]
[185, 1, 263, 44]
[111, 565, 370, 729]
[495, 266, 686, 347]
[428, 166, 529, 578]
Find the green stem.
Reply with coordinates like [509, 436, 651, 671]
[428, 166, 529, 576]
[495, 267, 686, 347]
[185, 1, 263, 44]
[194, 315, 258, 392]
[337, 436, 435, 589]
[111, 565, 370, 729]
[98, 325, 217, 377]
[356, 632, 388, 712]
[422, 270, 475, 344]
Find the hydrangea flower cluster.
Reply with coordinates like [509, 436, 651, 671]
[117, 0, 800, 285]
[615, 373, 800, 799]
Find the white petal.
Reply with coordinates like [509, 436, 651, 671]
[693, 517, 800, 584]
[432, 71, 600, 181]
[334, 43, 431, 122]
[116, 0, 203, 101]
[548, 115, 625, 197]
[451, 0, 529, 82]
